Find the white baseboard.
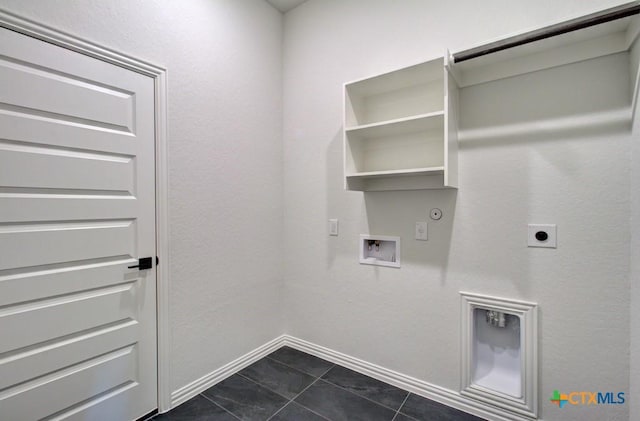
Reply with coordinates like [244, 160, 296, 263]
[170, 335, 287, 408]
[169, 334, 537, 420]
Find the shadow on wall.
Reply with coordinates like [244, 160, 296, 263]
[363, 189, 457, 275]
[326, 130, 346, 269]
[459, 53, 631, 150]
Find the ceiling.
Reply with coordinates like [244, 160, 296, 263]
[266, 0, 309, 13]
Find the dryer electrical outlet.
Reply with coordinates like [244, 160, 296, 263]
[528, 224, 557, 248]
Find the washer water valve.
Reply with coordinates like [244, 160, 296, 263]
[486, 310, 506, 328]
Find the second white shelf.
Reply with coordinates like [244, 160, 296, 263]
[346, 166, 445, 179]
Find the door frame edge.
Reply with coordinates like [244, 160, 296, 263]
[0, 8, 172, 414]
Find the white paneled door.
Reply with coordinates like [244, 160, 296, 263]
[0, 27, 157, 420]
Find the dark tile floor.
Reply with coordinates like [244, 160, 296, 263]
[154, 346, 485, 421]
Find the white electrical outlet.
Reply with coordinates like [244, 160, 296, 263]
[415, 221, 428, 241]
[528, 224, 556, 248]
[329, 219, 339, 236]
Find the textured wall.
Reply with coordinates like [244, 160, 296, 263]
[0, 0, 284, 391]
[281, 1, 632, 420]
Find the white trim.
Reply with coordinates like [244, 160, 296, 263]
[0, 9, 163, 77]
[154, 68, 171, 414]
[459, 292, 538, 420]
[170, 336, 288, 408]
[0, 8, 172, 414]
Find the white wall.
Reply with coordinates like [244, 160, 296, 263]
[0, 0, 285, 392]
[282, 1, 632, 420]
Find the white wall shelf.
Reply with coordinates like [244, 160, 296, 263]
[347, 166, 445, 179]
[344, 56, 458, 191]
[345, 111, 444, 136]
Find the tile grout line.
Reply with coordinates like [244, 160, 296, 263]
[266, 376, 331, 421]
[264, 354, 334, 379]
[234, 368, 339, 421]
[265, 363, 336, 421]
[316, 363, 337, 379]
[288, 400, 333, 421]
[264, 400, 294, 421]
[391, 392, 411, 421]
[198, 392, 243, 421]
[265, 353, 336, 378]
[315, 377, 407, 415]
[235, 372, 293, 401]
[264, 354, 409, 418]
[314, 363, 413, 415]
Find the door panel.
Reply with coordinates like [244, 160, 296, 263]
[0, 112, 137, 154]
[0, 26, 157, 420]
[0, 219, 136, 270]
[1, 346, 137, 421]
[0, 320, 137, 390]
[0, 140, 135, 192]
[0, 58, 134, 130]
[0, 196, 137, 223]
[1, 281, 136, 352]
[0, 258, 137, 306]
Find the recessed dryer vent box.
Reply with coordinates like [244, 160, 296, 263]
[359, 235, 400, 268]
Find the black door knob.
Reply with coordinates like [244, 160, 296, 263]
[128, 257, 153, 270]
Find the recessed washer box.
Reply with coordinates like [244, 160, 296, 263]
[359, 234, 400, 268]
